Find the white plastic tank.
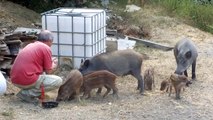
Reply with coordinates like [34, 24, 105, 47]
[41, 8, 106, 68]
[0, 71, 7, 95]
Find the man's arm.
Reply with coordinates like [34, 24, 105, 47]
[45, 57, 58, 74]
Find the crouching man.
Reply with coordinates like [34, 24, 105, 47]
[10, 30, 62, 104]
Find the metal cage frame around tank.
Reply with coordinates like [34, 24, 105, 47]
[41, 7, 107, 68]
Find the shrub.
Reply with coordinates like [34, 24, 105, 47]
[151, 0, 213, 33]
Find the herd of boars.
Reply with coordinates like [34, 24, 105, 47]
[56, 38, 198, 101]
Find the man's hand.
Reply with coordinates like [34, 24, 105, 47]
[46, 57, 58, 74]
[52, 57, 58, 69]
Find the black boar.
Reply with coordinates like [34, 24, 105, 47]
[79, 49, 144, 94]
[56, 69, 83, 102]
[174, 38, 198, 80]
[144, 68, 155, 90]
[82, 70, 118, 99]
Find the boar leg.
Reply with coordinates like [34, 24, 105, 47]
[144, 80, 147, 90]
[166, 85, 169, 92]
[192, 60, 196, 80]
[132, 70, 144, 94]
[184, 70, 188, 77]
[112, 86, 119, 98]
[139, 77, 144, 94]
[103, 86, 111, 98]
[147, 81, 152, 90]
[152, 77, 155, 89]
[68, 92, 76, 101]
[175, 87, 181, 99]
[82, 92, 87, 99]
[87, 90, 92, 99]
[136, 75, 143, 91]
[96, 87, 102, 95]
[75, 88, 81, 102]
[83, 87, 92, 99]
[168, 85, 172, 97]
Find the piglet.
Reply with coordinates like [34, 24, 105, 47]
[160, 80, 170, 92]
[144, 68, 155, 90]
[56, 69, 83, 102]
[82, 70, 118, 99]
[169, 74, 190, 99]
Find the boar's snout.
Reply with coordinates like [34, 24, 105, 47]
[56, 97, 62, 102]
[175, 65, 185, 75]
[56, 90, 67, 102]
[78, 67, 88, 75]
[78, 67, 83, 72]
[186, 80, 192, 87]
[174, 70, 182, 75]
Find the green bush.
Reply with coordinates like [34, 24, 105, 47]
[8, 0, 101, 13]
[151, 0, 213, 33]
[190, 4, 213, 33]
[111, 0, 213, 33]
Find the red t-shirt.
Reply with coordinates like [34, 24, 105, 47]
[10, 41, 52, 86]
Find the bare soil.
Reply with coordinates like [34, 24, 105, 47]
[1, 1, 213, 120]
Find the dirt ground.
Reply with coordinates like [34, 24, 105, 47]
[1, 1, 213, 120]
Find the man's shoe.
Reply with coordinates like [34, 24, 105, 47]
[16, 92, 39, 105]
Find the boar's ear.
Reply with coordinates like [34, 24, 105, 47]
[81, 59, 84, 63]
[185, 51, 192, 59]
[83, 59, 90, 67]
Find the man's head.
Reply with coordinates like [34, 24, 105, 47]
[38, 30, 53, 46]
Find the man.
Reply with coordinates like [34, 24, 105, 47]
[10, 30, 62, 104]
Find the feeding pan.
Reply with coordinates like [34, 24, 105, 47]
[42, 101, 59, 108]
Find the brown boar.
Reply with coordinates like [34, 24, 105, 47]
[169, 74, 190, 99]
[82, 70, 118, 99]
[160, 79, 187, 94]
[56, 69, 83, 102]
[160, 80, 170, 92]
[144, 68, 155, 90]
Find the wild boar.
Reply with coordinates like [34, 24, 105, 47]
[144, 68, 155, 90]
[160, 80, 170, 92]
[82, 70, 118, 99]
[56, 69, 83, 102]
[169, 73, 190, 99]
[174, 38, 198, 80]
[79, 49, 144, 94]
[160, 79, 191, 91]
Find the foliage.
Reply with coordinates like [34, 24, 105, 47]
[150, 0, 213, 33]
[7, 0, 213, 33]
[110, 0, 213, 33]
[7, 0, 101, 13]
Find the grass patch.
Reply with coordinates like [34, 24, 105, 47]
[112, 0, 213, 34]
[1, 108, 14, 120]
[134, 42, 155, 54]
[150, 0, 213, 34]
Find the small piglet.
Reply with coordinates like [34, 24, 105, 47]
[169, 74, 190, 99]
[56, 69, 83, 102]
[82, 70, 118, 99]
[160, 80, 170, 92]
[144, 68, 155, 90]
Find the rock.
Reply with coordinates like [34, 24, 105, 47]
[125, 4, 141, 12]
